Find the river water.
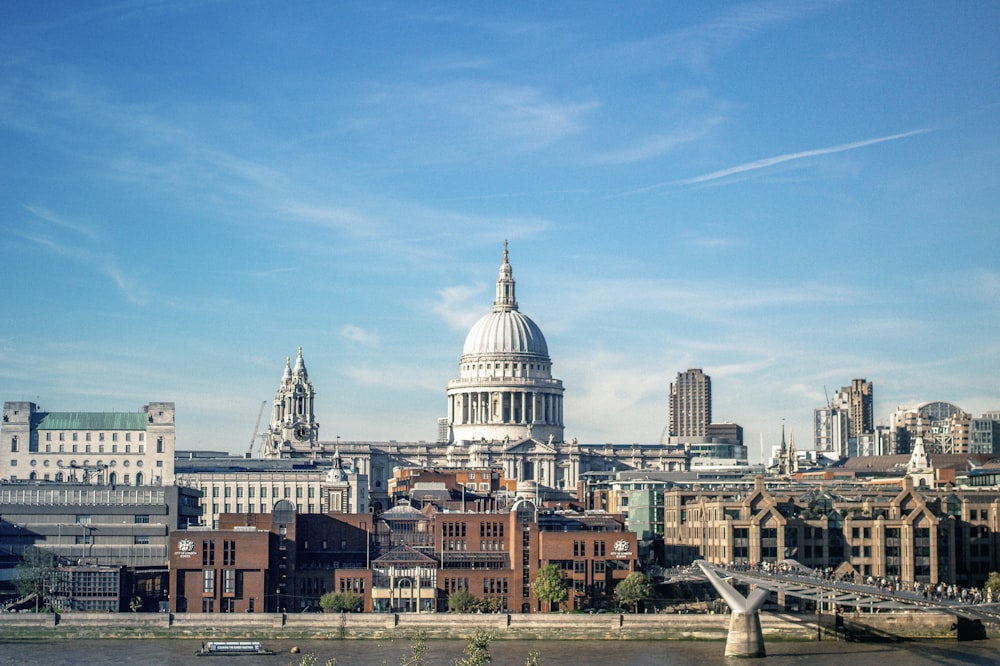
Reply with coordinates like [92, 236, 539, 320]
[1, 638, 998, 665]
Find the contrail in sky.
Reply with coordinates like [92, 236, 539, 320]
[679, 128, 929, 185]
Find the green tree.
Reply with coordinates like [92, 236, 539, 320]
[319, 591, 363, 613]
[531, 564, 568, 612]
[452, 630, 493, 666]
[448, 588, 477, 613]
[401, 629, 428, 666]
[614, 572, 653, 613]
[14, 547, 58, 612]
[985, 572, 1000, 597]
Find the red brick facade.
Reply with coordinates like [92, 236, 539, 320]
[168, 501, 638, 614]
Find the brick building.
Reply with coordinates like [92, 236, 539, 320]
[168, 498, 639, 614]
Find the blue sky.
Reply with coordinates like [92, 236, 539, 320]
[2, 1, 998, 459]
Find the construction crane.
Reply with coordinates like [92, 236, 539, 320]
[246, 400, 267, 459]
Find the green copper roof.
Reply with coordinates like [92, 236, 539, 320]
[35, 411, 148, 431]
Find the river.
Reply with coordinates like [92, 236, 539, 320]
[1, 638, 998, 665]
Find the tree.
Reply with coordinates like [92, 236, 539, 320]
[452, 630, 493, 666]
[448, 588, 477, 613]
[983, 571, 1000, 599]
[320, 591, 363, 613]
[614, 572, 653, 613]
[14, 547, 58, 612]
[531, 564, 568, 612]
[401, 629, 427, 666]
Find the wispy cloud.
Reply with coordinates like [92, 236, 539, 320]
[617, 1, 830, 71]
[431, 284, 488, 332]
[589, 115, 725, 165]
[340, 324, 380, 347]
[19, 206, 149, 305]
[679, 129, 929, 185]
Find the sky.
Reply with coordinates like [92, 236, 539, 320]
[1, 1, 998, 461]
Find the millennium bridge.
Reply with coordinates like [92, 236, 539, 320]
[668, 560, 1000, 658]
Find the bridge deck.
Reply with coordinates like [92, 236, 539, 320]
[677, 561, 1000, 627]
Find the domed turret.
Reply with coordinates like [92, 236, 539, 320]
[446, 243, 564, 446]
[461, 245, 548, 357]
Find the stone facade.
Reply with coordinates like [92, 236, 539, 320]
[657, 475, 1000, 587]
[1, 401, 175, 485]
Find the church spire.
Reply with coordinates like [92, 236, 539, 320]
[293, 346, 307, 379]
[493, 240, 518, 312]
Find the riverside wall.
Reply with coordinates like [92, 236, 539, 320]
[1, 611, 994, 642]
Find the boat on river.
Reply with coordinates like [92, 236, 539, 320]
[195, 641, 276, 656]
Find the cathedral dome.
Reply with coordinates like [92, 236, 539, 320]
[460, 242, 548, 359]
[462, 309, 548, 357]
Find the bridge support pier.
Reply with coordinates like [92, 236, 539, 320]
[695, 561, 768, 658]
[725, 610, 766, 658]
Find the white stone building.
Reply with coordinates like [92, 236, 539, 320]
[1, 401, 175, 485]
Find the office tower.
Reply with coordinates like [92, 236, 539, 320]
[668, 369, 711, 438]
[835, 378, 874, 436]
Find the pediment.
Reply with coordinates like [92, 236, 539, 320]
[504, 438, 557, 455]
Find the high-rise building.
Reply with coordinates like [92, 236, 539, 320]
[834, 379, 874, 437]
[668, 369, 711, 438]
[815, 379, 874, 457]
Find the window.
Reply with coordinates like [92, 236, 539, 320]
[203, 540, 215, 566]
[134, 515, 149, 523]
[223, 541, 236, 566]
[76, 515, 92, 525]
[9, 437, 16, 452]
[203, 569, 215, 594]
[134, 536, 149, 545]
[223, 569, 236, 595]
[156, 438, 163, 453]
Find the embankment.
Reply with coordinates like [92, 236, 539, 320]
[0, 610, 992, 642]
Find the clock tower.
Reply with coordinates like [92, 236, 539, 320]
[265, 347, 320, 458]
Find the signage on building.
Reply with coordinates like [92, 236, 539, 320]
[613, 539, 632, 558]
[175, 538, 197, 559]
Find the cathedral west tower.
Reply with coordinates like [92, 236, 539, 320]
[446, 243, 564, 446]
[265, 347, 319, 457]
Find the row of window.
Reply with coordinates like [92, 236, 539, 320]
[20, 458, 146, 468]
[205, 485, 311, 499]
[210, 503, 312, 515]
[14, 471, 153, 485]
[11, 437, 165, 454]
[43, 431, 144, 442]
[202, 568, 239, 596]
[572, 540, 607, 557]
